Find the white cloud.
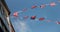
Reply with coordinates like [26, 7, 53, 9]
[13, 19, 32, 32]
[18, 11, 23, 13]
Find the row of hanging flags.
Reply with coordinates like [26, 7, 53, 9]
[12, 1, 60, 24]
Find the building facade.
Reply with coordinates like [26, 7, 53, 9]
[0, 0, 15, 32]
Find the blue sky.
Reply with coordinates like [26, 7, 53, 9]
[5, 0, 60, 32]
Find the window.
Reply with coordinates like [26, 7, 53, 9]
[0, 18, 9, 32]
[0, 27, 4, 32]
[0, 6, 7, 17]
[0, 5, 4, 15]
